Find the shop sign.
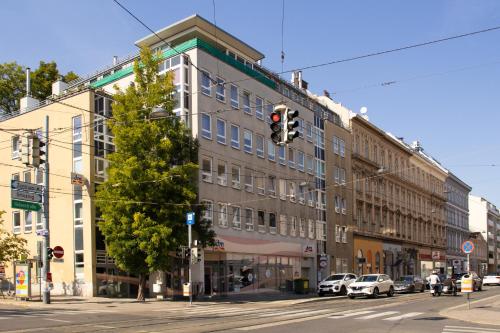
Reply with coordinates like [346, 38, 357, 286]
[303, 244, 314, 257]
[432, 251, 441, 260]
[212, 239, 225, 251]
[71, 172, 85, 186]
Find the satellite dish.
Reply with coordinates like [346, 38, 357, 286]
[360, 107, 368, 114]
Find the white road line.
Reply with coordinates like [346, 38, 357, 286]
[356, 311, 399, 320]
[328, 310, 374, 319]
[236, 311, 349, 331]
[279, 309, 331, 317]
[0, 317, 8, 320]
[383, 312, 422, 321]
[444, 326, 500, 332]
[43, 318, 71, 323]
[93, 325, 117, 329]
[443, 330, 500, 333]
[258, 309, 314, 317]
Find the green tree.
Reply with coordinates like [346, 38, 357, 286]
[96, 47, 214, 301]
[0, 211, 29, 263]
[0, 61, 79, 114]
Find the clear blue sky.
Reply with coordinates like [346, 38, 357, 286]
[2, 0, 499, 206]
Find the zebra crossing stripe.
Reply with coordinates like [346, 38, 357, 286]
[328, 310, 374, 319]
[356, 311, 399, 320]
[382, 312, 422, 321]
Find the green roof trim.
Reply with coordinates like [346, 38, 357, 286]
[90, 38, 275, 90]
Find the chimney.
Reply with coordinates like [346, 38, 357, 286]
[113, 56, 118, 66]
[26, 67, 31, 97]
[20, 67, 39, 113]
[52, 76, 69, 96]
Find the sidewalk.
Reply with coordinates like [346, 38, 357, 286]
[440, 294, 500, 326]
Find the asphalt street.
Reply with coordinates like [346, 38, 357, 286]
[0, 286, 498, 333]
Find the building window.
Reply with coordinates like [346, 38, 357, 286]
[256, 135, 264, 158]
[230, 124, 240, 149]
[267, 140, 275, 161]
[216, 118, 226, 144]
[342, 226, 347, 243]
[23, 170, 31, 183]
[255, 97, 264, 120]
[231, 165, 240, 189]
[342, 198, 347, 215]
[244, 168, 253, 192]
[12, 135, 20, 159]
[298, 184, 305, 204]
[218, 203, 228, 227]
[340, 168, 346, 185]
[290, 216, 297, 237]
[74, 202, 83, 224]
[216, 77, 225, 102]
[242, 91, 251, 114]
[306, 122, 313, 142]
[201, 156, 213, 183]
[288, 148, 295, 168]
[257, 210, 265, 229]
[279, 179, 287, 200]
[308, 219, 315, 239]
[243, 130, 253, 153]
[299, 218, 306, 237]
[36, 211, 43, 230]
[11, 173, 20, 181]
[279, 145, 286, 165]
[333, 136, 340, 154]
[306, 155, 313, 174]
[334, 166, 340, 184]
[255, 173, 265, 195]
[288, 181, 296, 202]
[335, 196, 341, 213]
[24, 211, 32, 233]
[266, 101, 273, 124]
[339, 139, 345, 157]
[297, 151, 305, 171]
[201, 70, 211, 96]
[201, 200, 213, 222]
[201, 114, 212, 139]
[269, 212, 277, 230]
[335, 225, 341, 243]
[231, 206, 241, 229]
[230, 85, 239, 109]
[245, 208, 254, 231]
[280, 215, 287, 236]
[217, 162, 227, 186]
[12, 211, 21, 234]
[267, 175, 276, 196]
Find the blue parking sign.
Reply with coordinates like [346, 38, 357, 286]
[186, 212, 195, 225]
[461, 240, 474, 254]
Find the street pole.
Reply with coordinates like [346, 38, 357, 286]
[42, 115, 50, 304]
[467, 253, 470, 273]
[188, 223, 192, 306]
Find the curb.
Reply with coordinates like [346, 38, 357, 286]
[439, 294, 500, 327]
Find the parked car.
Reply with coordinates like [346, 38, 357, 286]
[347, 274, 394, 299]
[394, 275, 425, 293]
[453, 272, 483, 291]
[317, 273, 357, 296]
[482, 274, 500, 286]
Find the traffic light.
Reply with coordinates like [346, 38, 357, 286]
[21, 133, 31, 165]
[175, 247, 183, 258]
[284, 108, 300, 143]
[270, 104, 286, 144]
[31, 134, 46, 168]
[184, 247, 191, 260]
[47, 247, 54, 260]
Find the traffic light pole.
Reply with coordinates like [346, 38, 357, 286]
[188, 223, 192, 306]
[42, 115, 50, 304]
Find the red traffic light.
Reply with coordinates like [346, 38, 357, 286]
[271, 112, 281, 123]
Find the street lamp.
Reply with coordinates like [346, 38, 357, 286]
[149, 106, 169, 120]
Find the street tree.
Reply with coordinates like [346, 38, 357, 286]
[0, 61, 79, 114]
[0, 211, 29, 263]
[96, 47, 214, 301]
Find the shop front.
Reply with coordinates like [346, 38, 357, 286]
[204, 236, 316, 296]
[383, 243, 402, 280]
[353, 236, 383, 276]
[419, 248, 446, 278]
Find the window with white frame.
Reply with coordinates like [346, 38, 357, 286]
[279, 145, 286, 165]
[243, 130, 252, 153]
[333, 136, 340, 154]
[258, 210, 265, 228]
[290, 216, 297, 237]
[201, 200, 213, 222]
[256, 173, 265, 195]
[230, 124, 240, 149]
[269, 212, 277, 230]
[288, 181, 296, 202]
[216, 119, 226, 144]
[245, 208, 254, 231]
[36, 211, 43, 230]
[298, 184, 305, 204]
[255, 97, 264, 120]
[24, 211, 32, 233]
[267, 175, 276, 196]
[242, 91, 251, 114]
[217, 162, 227, 186]
[201, 70, 211, 96]
[267, 140, 275, 161]
[316, 221, 327, 241]
[232, 206, 241, 229]
[297, 151, 305, 171]
[279, 214, 287, 235]
[12, 135, 20, 159]
[340, 168, 346, 185]
[335, 225, 341, 242]
[218, 203, 228, 227]
[339, 139, 345, 157]
[201, 113, 212, 139]
[216, 77, 225, 102]
[74, 201, 83, 225]
[308, 219, 315, 239]
[335, 196, 341, 213]
[306, 122, 313, 142]
[279, 179, 287, 200]
[299, 218, 306, 237]
[13, 211, 20, 234]
[341, 198, 347, 215]
[334, 166, 340, 184]
[230, 85, 239, 109]
[11, 173, 19, 181]
[307, 190, 315, 207]
[201, 156, 213, 183]
[256, 135, 264, 158]
[306, 155, 313, 174]
[23, 170, 31, 183]
[342, 226, 347, 243]
[244, 168, 253, 192]
[231, 165, 240, 189]
[288, 148, 295, 168]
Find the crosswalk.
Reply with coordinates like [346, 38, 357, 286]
[328, 310, 423, 321]
[0, 308, 117, 320]
[442, 325, 500, 333]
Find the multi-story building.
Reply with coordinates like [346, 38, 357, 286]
[469, 195, 500, 273]
[469, 232, 488, 276]
[1, 15, 352, 297]
[351, 115, 447, 279]
[444, 172, 471, 274]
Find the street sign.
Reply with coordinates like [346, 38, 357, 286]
[71, 172, 85, 186]
[53, 246, 64, 259]
[12, 199, 42, 211]
[36, 229, 49, 237]
[11, 180, 43, 193]
[11, 189, 42, 203]
[461, 240, 475, 254]
[186, 212, 195, 225]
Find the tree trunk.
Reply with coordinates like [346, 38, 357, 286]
[137, 273, 147, 301]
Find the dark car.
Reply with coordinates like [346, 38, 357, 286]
[453, 272, 483, 291]
[441, 277, 458, 296]
[394, 275, 425, 293]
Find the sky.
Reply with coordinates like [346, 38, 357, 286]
[1, 0, 499, 206]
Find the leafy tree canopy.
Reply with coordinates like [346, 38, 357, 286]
[0, 211, 29, 263]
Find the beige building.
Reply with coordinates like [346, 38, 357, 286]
[351, 115, 447, 279]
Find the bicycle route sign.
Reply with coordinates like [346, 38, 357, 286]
[461, 240, 475, 254]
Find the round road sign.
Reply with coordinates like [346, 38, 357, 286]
[53, 246, 64, 259]
[461, 240, 474, 254]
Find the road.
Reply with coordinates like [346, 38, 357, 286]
[0, 286, 498, 333]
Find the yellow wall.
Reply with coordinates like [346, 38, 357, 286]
[354, 236, 384, 275]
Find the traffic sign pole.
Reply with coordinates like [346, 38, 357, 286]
[42, 115, 50, 305]
[186, 212, 195, 306]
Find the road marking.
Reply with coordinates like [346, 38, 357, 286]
[93, 325, 117, 329]
[258, 309, 314, 317]
[444, 326, 500, 331]
[236, 311, 351, 331]
[356, 311, 399, 320]
[328, 310, 374, 319]
[43, 318, 71, 323]
[442, 326, 500, 333]
[383, 312, 422, 321]
[0, 317, 8, 320]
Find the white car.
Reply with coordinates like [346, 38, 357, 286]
[317, 273, 357, 296]
[483, 274, 500, 286]
[347, 274, 394, 299]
